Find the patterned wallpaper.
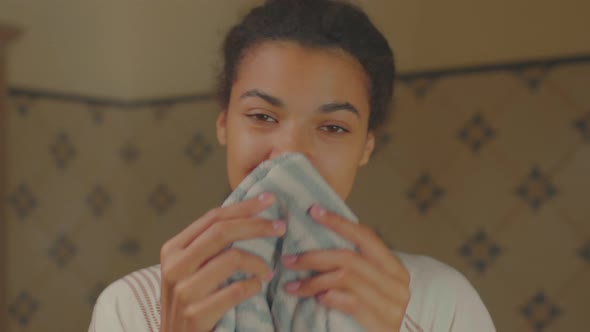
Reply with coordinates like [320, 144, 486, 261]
[3, 57, 589, 332]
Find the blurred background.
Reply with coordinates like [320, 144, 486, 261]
[0, 0, 589, 331]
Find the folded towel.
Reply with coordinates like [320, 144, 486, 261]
[215, 152, 364, 332]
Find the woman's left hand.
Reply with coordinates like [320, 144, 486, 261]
[282, 204, 411, 332]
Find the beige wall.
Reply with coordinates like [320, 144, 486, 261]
[1, 22, 20, 332]
[0, 0, 589, 97]
[0, 0, 137, 99]
[0, 0, 258, 99]
[404, 0, 590, 71]
[4, 59, 590, 331]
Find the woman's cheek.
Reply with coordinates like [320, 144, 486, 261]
[316, 140, 364, 199]
[237, 129, 273, 168]
[313, 148, 344, 183]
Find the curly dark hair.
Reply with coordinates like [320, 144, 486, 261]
[216, 0, 395, 131]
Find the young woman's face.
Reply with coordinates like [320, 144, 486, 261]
[217, 41, 375, 200]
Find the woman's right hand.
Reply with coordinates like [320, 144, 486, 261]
[159, 192, 285, 332]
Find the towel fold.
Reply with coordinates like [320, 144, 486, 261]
[215, 152, 364, 332]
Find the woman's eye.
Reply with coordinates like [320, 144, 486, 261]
[247, 113, 277, 123]
[320, 125, 349, 133]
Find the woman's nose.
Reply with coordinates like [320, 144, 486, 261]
[268, 127, 312, 160]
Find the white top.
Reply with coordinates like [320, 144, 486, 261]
[88, 252, 496, 332]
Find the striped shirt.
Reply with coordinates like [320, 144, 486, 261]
[88, 251, 496, 332]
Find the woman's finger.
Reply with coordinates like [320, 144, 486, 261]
[173, 249, 274, 305]
[162, 216, 285, 286]
[162, 192, 276, 256]
[285, 267, 406, 325]
[282, 249, 409, 305]
[285, 269, 397, 319]
[181, 277, 264, 331]
[309, 204, 409, 282]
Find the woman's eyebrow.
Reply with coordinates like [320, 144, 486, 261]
[318, 102, 360, 118]
[239, 89, 359, 118]
[239, 89, 284, 108]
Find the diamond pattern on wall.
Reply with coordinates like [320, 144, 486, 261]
[5, 58, 590, 332]
[120, 142, 140, 164]
[148, 184, 176, 215]
[516, 167, 558, 210]
[13, 96, 32, 117]
[521, 291, 562, 331]
[458, 230, 502, 273]
[399, 76, 438, 98]
[185, 131, 213, 166]
[49, 131, 76, 169]
[6, 182, 38, 220]
[17, 104, 29, 116]
[86, 184, 112, 217]
[8, 291, 39, 327]
[47, 234, 78, 268]
[572, 111, 590, 141]
[88, 106, 105, 125]
[514, 64, 552, 92]
[457, 112, 496, 153]
[119, 237, 141, 256]
[577, 241, 590, 263]
[406, 173, 445, 214]
[154, 105, 172, 121]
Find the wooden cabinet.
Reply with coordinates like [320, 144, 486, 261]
[0, 22, 20, 332]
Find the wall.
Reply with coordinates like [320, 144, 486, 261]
[4, 56, 590, 331]
[2, 1, 589, 331]
[1, 22, 20, 332]
[1, 0, 589, 99]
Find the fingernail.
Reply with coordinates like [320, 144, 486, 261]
[258, 192, 273, 201]
[282, 255, 297, 265]
[312, 204, 326, 217]
[272, 220, 287, 232]
[285, 281, 300, 292]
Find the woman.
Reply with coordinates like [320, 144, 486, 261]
[89, 0, 496, 331]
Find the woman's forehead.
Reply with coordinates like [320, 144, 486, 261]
[232, 41, 370, 107]
[238, 41, 366, 75]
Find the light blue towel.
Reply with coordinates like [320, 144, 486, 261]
[216, 153, 365, 332]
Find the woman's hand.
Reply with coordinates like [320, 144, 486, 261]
[282, 204, 411, 332]
[159, 192, 286, 332]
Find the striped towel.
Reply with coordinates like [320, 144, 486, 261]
[215, 153, 364, 332]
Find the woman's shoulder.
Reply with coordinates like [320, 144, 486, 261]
[394, 251, 496, 332]
[395, 251, 470, 291]
[100, 264, 162, 302]
[89, 265, 162, 332]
